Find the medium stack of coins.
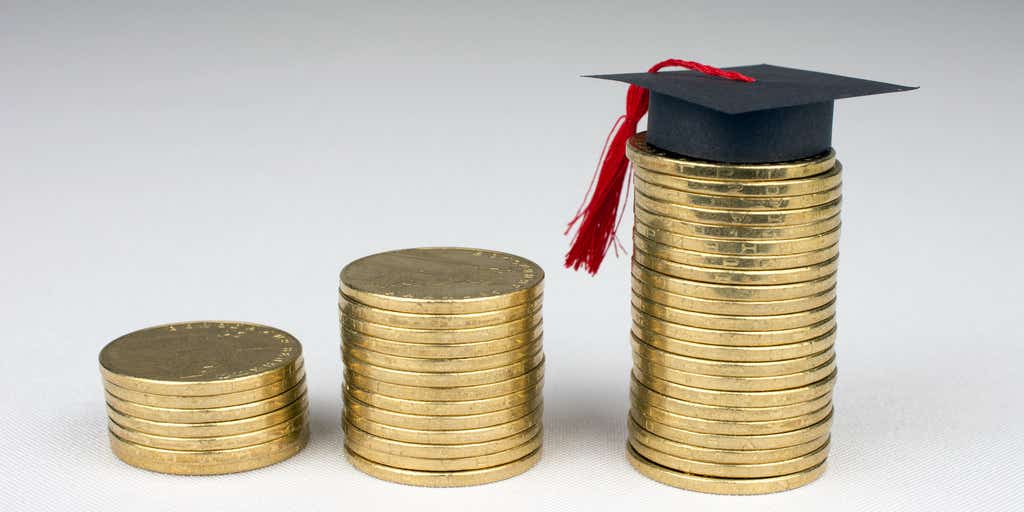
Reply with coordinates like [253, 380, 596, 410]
[100, 321, 310, 475]
[339, 248, 545, 487]
[624, 133, 839, 495]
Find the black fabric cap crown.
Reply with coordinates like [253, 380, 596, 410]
[590, 64, 916, 163]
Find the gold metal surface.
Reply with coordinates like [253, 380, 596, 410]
[104, 377, 306, 423]
[344, 382, 542, 416]
[347, 431, 542, 471]
[341, 324, 543, 359]
[634, 248, 838, 285]
[346, 446, 540, 487]
[344, 420, 541, 459]
[632, 261, 837, 302]
[631, 328, 836, 363]
[340, 294, 543, 330]
[633, 368, 835, 408]
[632, 394, 833, 435]
[634, 206, 840, 240]
[633, 309, 836, 347]
[626, 134, 836, 181]
[343, 350, 543, 387]
[341, 312, 543, 344]
[108, 428, 308, 475]
[340, 248, 544, 314]
[630, 338, 835, 377]
[106, 395, 308, 438]
[627, 444, 827, 495]
[627, 417, 828, 464]
[633, 232, 839, 270]
[631, 376, 832, 422]
[630, 408, 833, 450]
[634, 220, 841, 256]
[633, 355, 837, 392]
[341, 340, 543, 373]
[634, 175, 841, 210]
[631, 292, 836, 331]
[103, 369, 306, 409]
[344, 365, 544, 401]
[344, 392, 543, 430]
[108, 409, 308, 451]
[344, 406, 542, 445]
[630, 436, 829, 479]
[632, 163, 842, 198]
[100, 321, 303, 396]
[635, 189, 841, 226]
[632, 278, 836, 316]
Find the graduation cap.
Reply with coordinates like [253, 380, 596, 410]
[565, 59, 916, 274]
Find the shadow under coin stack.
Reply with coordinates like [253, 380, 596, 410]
[625, 133, 840, 494]
[99, 321, 310, 475]
[339, 248, 545, 487]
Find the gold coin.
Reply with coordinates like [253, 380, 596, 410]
[633, 353, 837, 392]
[344, 405, 542, 445]
[632, 261, 837, 302]
[633, 232, 839, 270]
[100, 321, 303, 396]
[108, 409, 308, 451]
[342, 324, 543, 359]
[630, 436, 829, 479]
[108, 428, 308, 475]
[635, 191, 841, 227]
[344, 364, 544, 401]
[632, 162, 842, 198]
[107, 394, 308, 438]
[635, 175, 841, 211]
[631, 337, 835, 377]
[628, 417, 829, 464]
[344, 419, 541, 459]
[632, 328, 836, 362]
[635, 219, 841, 256]
[635, 206, 840, 240]
[344, 392, 543, 430]
[632, 368, 836, 407]
[630, 408, 833, 450]
[341, 312, 543, 344]
[634, 248, 838, 286]
[346, 446, 540, 487]
[633, 309, 836, 347]
[341, 340, 542, 373]
[631, 375, 833, 421]
[104, 377, 307, 423]
[627, 444, 827, 495]
[347, 431, 542, 471]
[340, 248, 544, 314]
[632, 293, 836, 332]
[343, 350, 544, 387]
[632, 393, 833, 435]
[627, 134, 836, 181]
[632, 278, 835, 316]
[340, 294, 543, 330]
[344, 381, 542, 416]
[103, 369, 306, 409]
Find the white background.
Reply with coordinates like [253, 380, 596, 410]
[3, 1, 1022, 510]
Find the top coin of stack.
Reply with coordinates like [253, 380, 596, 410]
[624, 133, 840, 495]
[99, 321, 310, 475]
[339, 247, 545, 487]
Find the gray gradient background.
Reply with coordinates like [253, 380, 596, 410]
[2, 1, 1022, 510]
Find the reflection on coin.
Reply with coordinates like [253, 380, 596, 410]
[341, 312, 543, 344]
[632, 293, 836, 331]
[631, 328, 836, 363]
[341, 341, 542, 373]
[344, 420, 541, 459]
[634, 206, 840, 240]
[634, 175, 841, 210]
[628, 417, 828, 463]
[108, 428, 308, 475]
[346, 446, 541, 487]
[632, 261, 837, 302]
[630, 376, 833, 422]
[634, 219, 841, 256]
[104, 377, 306, 423]
[633, 163, 842, 198]
[632, 278, 836, 316]
[344, 364, 544, 401]
[633, 354, 837, 392]
[103, 369, 306, 409]
[340, 294, 543, 330]
[348, 431, 542, 471]
[344, 392, 543, 430]
[633, 309, 836, 347]
[634, 248, 838, 285]
[630, 408, 833, 450]
[344, 406, 542, 445]
[631, 338, 835, 377]
[106, 395, 308, 438]
[343, 350, 544, 387]
[630, 436, 829, 479]
[344, 381, 542, 416]
[632, 369, 836, 408]
[633, 232, 839, 270]
[626, 135, 836, 181]
[108, 409, 308, 451]
[341, 324, 543, 359]
[632, 392, 834, 435]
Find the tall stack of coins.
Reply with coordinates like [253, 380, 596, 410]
[100, 322, 310, 475]
[624, 133, 839, 495]
[339, 248, 545, 487]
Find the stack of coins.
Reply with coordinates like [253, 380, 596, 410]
[100, 321, 310, 475]
[339, 248, 545, 487]
[624, 133, 839, 495]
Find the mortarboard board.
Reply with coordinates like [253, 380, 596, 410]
[589, 64, 917, 163]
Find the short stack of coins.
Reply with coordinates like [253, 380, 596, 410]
[339, 248, 545, 487]
[624, 133, 839, 495]
[99, 321, 310, 475]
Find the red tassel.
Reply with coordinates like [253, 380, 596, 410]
[564, 59, 756, 275]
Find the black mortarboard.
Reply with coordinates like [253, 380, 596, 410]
[590, 64, 916, 163]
